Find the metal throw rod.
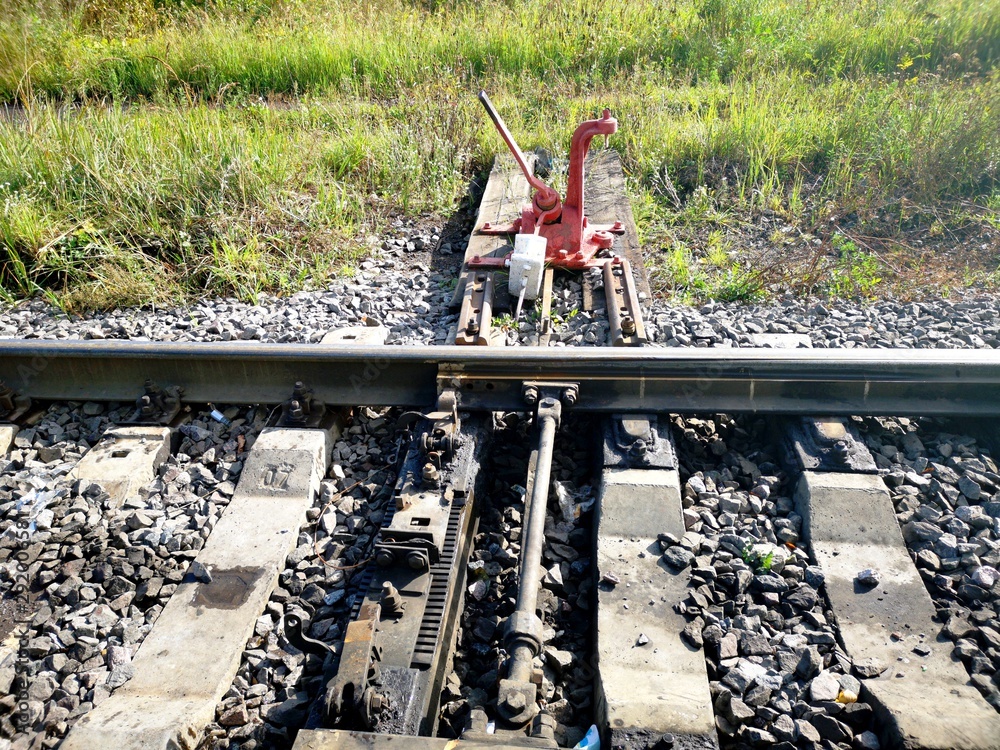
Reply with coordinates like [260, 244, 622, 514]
[514, 408, 556, 642]
[497, 392, 563, 728]
[3, 341, 1000, 415]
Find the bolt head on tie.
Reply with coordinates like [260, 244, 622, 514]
[523, 385, 539, 407]
[629, 438, 647, 458]
[406, 551, 428, 571]
[381, 582, 405, 617]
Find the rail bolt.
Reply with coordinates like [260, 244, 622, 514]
[532, 712, 557, 741]
[406, 551, 429, 571]
[381, 582, 406, 617]
[629, 438, 648, 460]
[422, 461, 441, 488]
[833, 440, 850, 462]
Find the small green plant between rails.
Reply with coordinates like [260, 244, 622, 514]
[493, 313, 515, 332]
[495, 307, 577, 333]
[1, 0, 998, 309]
[741, 540, 775, 574]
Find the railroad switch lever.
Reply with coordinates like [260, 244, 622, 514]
[473, 91, 626, 279]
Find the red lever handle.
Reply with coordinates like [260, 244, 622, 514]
[478, 91, 561, 211]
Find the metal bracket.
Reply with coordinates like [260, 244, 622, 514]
[604, 258, 647, 346]
[278, 380, 328, 428]
[123, 379, 182, 425]
[284, 612, 337, 656]
[422, 389, 461, 459]
[398, 391, 461, 460]
[324, 602, 387, 728]
[521, 381, 578, 413]
[602, 414, 675, 469]
[375, 536, 441, 571]
[462, 708, 559, 747]
[0, 381, 30, 422]
[780, 416, 877, 473]
[375, 409, 467, 571]
[536, 267, 555, 343]
[456, 271, 494, 346]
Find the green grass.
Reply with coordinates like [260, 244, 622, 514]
[4, 0, 999, 102]
[1, 0, 999, 307]
[825, 233, 884, 297]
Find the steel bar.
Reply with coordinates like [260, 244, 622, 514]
[538, 267, 554, 341]
[455, 270, 494, 346]
[509, 402, 558, 681]
[603, 258, 647, 347]
[497, 393, 562, 726]
[3, 341, 1000, 415]
[513, 410, 557, 624]
[477, 91, 556, 207]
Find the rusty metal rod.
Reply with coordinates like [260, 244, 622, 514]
[478, 90, 559, 208]
[508, 396, 560, 683]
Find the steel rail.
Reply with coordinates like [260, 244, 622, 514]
[2, 340, 1000, 415]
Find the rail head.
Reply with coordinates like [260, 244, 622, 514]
[2, 340, 1000, 416]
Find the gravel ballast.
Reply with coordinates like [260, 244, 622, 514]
[668, 414, 880, 750]
[2, 226, 1000, 350]
[3, 225, 1000, 750]
[862, 417, 1000, 712]
[0, 403, 264, 749]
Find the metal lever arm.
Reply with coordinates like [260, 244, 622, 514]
[478, 90, 561, 211]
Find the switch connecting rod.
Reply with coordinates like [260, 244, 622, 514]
[497, 391, 565, 726]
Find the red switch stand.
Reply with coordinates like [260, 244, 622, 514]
[470, 91, 625, 271]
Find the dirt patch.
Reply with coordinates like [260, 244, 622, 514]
[642, 175, 1000, 303]
[0, 592, 38, 643]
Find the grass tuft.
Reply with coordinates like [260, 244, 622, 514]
[0, 1, 998, 306]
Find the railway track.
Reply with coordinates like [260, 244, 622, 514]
[2, 342, 1000, 750]
[2, 100, 1000, 750]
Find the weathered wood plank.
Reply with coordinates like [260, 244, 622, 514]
[583, 149, 650, 309]
[450, 154, 534, 308]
